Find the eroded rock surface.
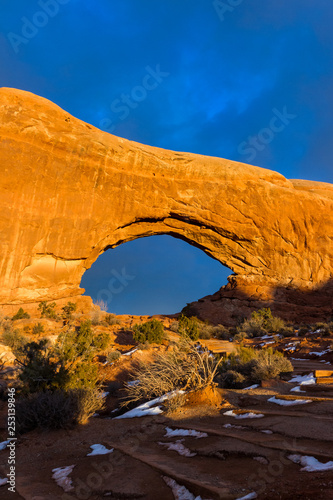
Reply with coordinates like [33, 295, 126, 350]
[0, 88, 332, 323]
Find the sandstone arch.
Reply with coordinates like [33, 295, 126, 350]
[0, 88, 332, 323]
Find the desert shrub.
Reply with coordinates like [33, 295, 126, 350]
[177, 315, 199, 341]
[32, 323, 44, 335]
[212, 325, 230, 340]
[38, 301, 57, 319]
[1, 329, 28, 353]
[220, 370, 246, 388]
[12, 307, 30, 321]
[57, 320, 108, 362]
[137, 341, 150, 350]
[164, 392, 186, 414]
[238, 308, 285, 337]
[233, 331, 248, 343]
[197, 323, 215, 339]
[122, 338, 222, 406]
[15, 339, 69, 394]
[170, 321, 179, 333]
[16, 388, 104, 433]
[67, 362, 99, 390]
[107, 349, 121, 363]
[251, 348, 293, 381]
[221, 346, 292, 387]
[16, 321, 106, 394]
[133, 319, 165, 344]
[279, 327, 294, 337]
[91, 310, 102, 326]
[95, 299, 108, 311]
[92, 331, 111, 351]
[314, 322, 332, 337]
[61, 302, 77, 322]
[104, 313, 121, 326]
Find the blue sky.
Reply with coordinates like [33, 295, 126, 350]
[1, 1, 332, 314]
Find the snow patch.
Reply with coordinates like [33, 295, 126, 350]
[0, 477, 8, 486]
[288, 455, 333, 472]
[253, 456, 268, 465]
[162, 476, 210, 500]
[223, 410, 264, 419]
[123, 348, 138, 356]
[261, 430, 273, 435]
[115, 391, 185, 419]
[243, 384, 259, 390]
[290, 386, 306, 393]
[309, 350, 329, 357]
[158, 440, 196, 457]
[289, 373, 316, 385]
[268, 396, 311, 406]
[87, 444, 113, 456]
[223, 423, 246, 430]
[52, 465, 75, 492]
[165, 427, 208, 439]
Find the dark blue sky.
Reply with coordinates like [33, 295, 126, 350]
[2, 1, 332, 314]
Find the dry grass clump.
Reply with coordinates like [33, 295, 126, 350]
[122, 338, 223, 407]
[16, 388, 103, 433]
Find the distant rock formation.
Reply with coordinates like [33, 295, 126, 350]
[0, 88, 332, 323]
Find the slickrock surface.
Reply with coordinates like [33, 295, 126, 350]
[0, 88, 332, 323]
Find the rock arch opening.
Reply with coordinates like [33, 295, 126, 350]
[81, 235, 231, 315]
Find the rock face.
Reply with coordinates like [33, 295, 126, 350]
[0, 88, 332, 323]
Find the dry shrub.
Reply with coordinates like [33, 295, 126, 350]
[220, 370, 246, 388]
[122, 338, 223, 407]
[163, 392, 186, 414]
[16, 388, 104, 433]
[251, 349, 293, 381]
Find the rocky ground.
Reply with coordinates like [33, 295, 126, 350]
[0, 313, 332, 499]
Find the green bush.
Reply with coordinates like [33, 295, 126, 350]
[178, 315, 199, 341]
[32, 323, 44, 335]
[15, 339, 69, 394]
[67, 362, 99, 390]
[1, 329, 28, 354]
[16, 321, 108, 394]
[238, 308, 285, 337]
[12, 307, 30, 321]
[16, 388, 104, 433]
[133, 319, 165, 344]
[233, 331, 248, 343]
[61, 302, 77, 322]
[38, 301, 57, 319]
[57, 320, 109, 363]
